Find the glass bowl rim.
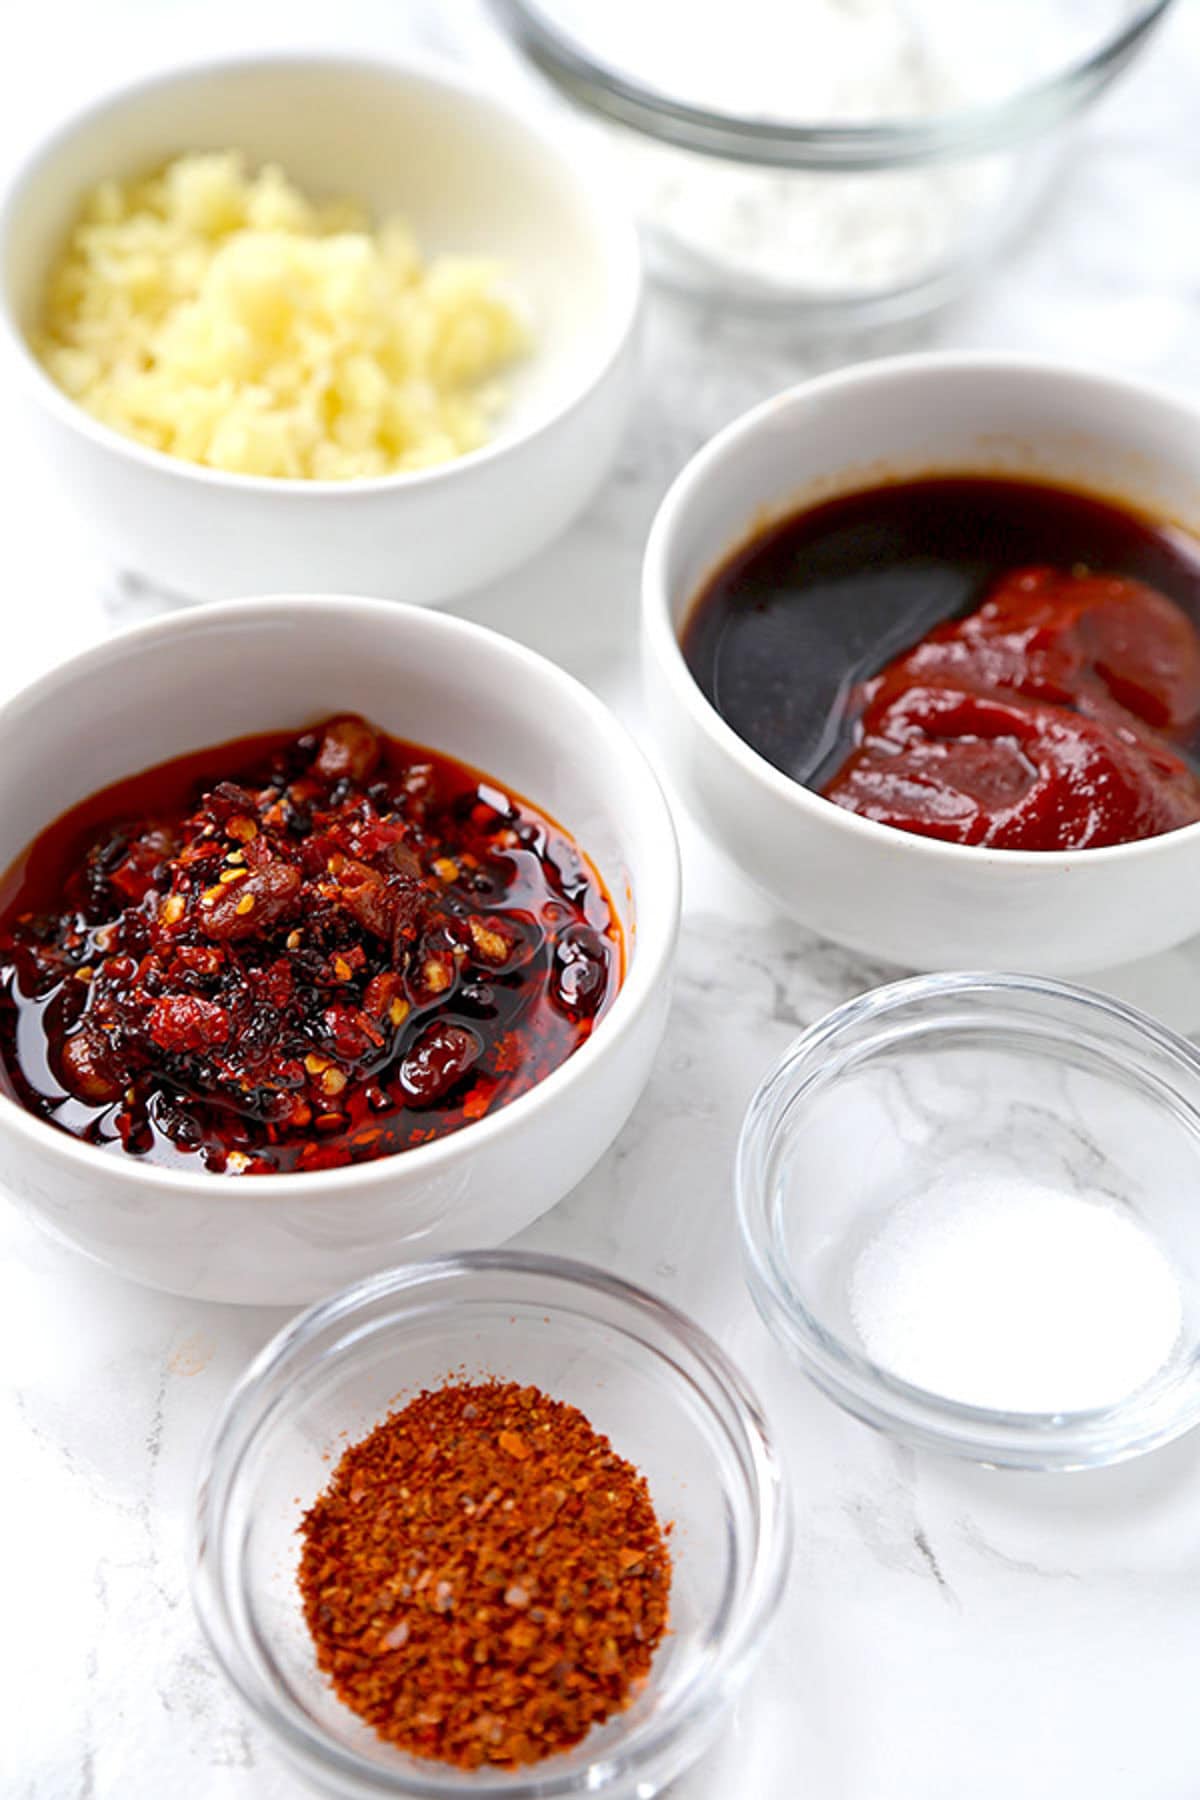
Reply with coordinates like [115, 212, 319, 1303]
[489, 0, 1173, 170]
[736, 969, 1200, 1470]
[191, 1248, 794, 1798]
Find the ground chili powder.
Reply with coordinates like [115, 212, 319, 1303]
[297, 1379, 672, 1769]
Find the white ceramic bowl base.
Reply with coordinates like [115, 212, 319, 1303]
[643, 353, 1200, 975]
[0, 597, 679, 1303]
[0, 55, 640, 604]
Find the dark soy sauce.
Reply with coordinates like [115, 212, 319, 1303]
[681, 476, 1200, 788]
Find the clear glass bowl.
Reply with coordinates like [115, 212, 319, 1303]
[737, 973, 1200, 1470]
[487, 0, 1173, 323]
[192, 1252, 792, 1798]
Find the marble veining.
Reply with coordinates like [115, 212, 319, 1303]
[5, 1, 1200, 1795]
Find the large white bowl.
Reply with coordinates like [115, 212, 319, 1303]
[0, 53, 641, 604]
[0, 597, 679, 1303]
[643, 353, 1200, 975]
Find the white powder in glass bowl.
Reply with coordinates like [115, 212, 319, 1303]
[631, 150, 1008, 298]
[526, 0, 1016, 300]
[849, 1173, 1184, 1414]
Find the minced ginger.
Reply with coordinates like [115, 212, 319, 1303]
[35, 152, 528, 480]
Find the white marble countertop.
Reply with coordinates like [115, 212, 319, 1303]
[5, 3, 1200, 1795]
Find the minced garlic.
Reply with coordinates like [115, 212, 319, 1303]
[35, 152, 529, 480]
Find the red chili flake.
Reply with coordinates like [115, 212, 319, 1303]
[297, 1380, 671, 1770]
[461, 1076, 499, 1122]
[362, 970, 403, 1019]
[173, 944, 224, 978]
[147, 995, 231, 1053]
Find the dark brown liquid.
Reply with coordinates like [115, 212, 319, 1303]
[681, 477, 1200, 787]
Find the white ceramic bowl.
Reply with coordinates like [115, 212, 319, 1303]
[0, 53, 641, 604]
[0, 596, 679, 1304]
[643, 352, 1200, 975]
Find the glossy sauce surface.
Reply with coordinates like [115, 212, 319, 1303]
[0, 718, 621, 1174]
[682, 477, 1200, 849]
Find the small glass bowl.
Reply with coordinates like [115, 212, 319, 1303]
[192, 1251, 791, 1799]
[737, 973, 1200, 1470]
[487, 0, 1173, 324]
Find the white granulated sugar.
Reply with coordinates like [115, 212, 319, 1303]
[849, 1174, 1183, 1414]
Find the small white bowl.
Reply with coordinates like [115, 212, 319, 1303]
[643, 352, 1200, 975]
[0, 53, 641, 604]
[0, 596, 679, 1304]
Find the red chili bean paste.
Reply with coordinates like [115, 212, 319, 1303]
[683, 476, 1200, 851]
[0, 717, 619, 1173]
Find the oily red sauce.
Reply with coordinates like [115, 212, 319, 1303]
[682, 476, 1200, 850]
[0, 717, 621, 1174]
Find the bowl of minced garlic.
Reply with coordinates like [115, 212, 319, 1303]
[37, 151, 529, 482]
[0, 53, 641, 599]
